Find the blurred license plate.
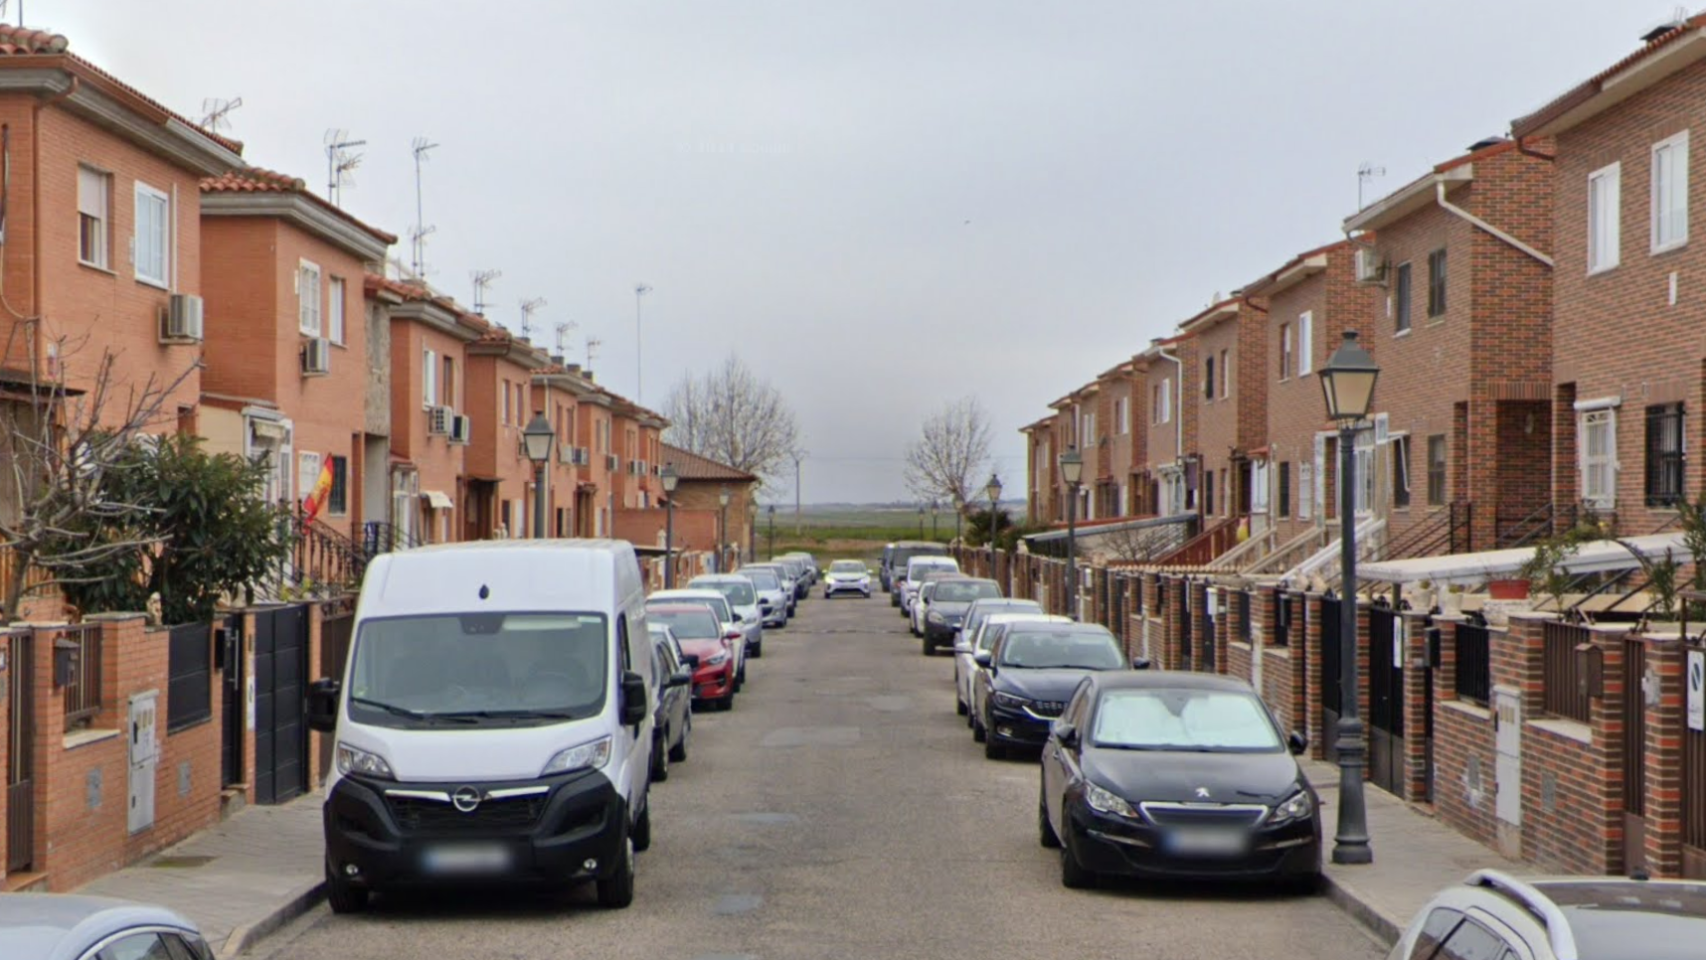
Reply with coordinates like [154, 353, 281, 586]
[1166, 828, 1248, 856]
[422, 843, 511, 874]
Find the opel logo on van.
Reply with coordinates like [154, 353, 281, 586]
[452, 786, 482, 813]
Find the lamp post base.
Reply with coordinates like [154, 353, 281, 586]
[1331, 715, 1374, 865]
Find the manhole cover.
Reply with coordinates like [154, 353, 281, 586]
[150, 855, 215, 869]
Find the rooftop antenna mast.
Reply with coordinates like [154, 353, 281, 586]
[554, 321, 577, 357]
[586, 337, 603, 371]
[634, 283, 652, 403]
[1357, 161, 1386, 211]
[199, 97, 243, 133]
[471, 269, 502, 315]
[324, 129, 366, 207]
[410, 137, 439, 276]
[519, 297, 547, 342]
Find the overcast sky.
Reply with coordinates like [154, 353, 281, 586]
[44, 0, 1668, 504]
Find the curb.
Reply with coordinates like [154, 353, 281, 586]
[218, 879, 325, 959]
[1320, 870, 1402, 949]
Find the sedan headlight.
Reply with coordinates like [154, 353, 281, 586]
[1084, 781, 1139, 819]
[541, 736, 613, 776]
[705, 650, 730, 666]
[992, 691, 1031, 710]
[335, 742, 395, 779]
[1270, 789, 1314, 825]
[927, 611, 946, 624]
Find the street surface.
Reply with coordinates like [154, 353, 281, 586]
[254, 594, 1386, 959]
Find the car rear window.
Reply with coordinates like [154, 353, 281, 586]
[647, 607, 720, 639]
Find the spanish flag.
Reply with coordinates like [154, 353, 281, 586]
[302, 459, 335, 523]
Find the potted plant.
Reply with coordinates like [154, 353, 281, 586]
[1413, 579, 1436, 610]
[1441, 583, 1465, 614]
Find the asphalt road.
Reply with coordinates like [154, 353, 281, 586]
[254, 590, 1387, 960]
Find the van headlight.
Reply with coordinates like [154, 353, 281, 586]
[335, 742, 395, 780]
[542, 737, 613, 776]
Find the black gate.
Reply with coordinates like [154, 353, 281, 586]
[317, 606, 356, 781]
[254, 605, 309, 805]
[1319, 597, 1341, 763]
[1202, 587, 1216, 671]
[221, 617, 244, 789]
[1367, 606, 1405, 796]
[6, 632, 34, 872]
[1179, 582, 1194, 671]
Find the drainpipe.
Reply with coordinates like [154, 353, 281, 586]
[1435, 179, 1553, 267]
[28, 75, 78, 368]
[1157, 344, 1184, 513]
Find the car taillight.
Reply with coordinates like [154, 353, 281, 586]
[725, 630, 742, 641]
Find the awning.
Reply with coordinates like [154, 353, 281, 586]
[421, 490, 454, 510]
[1359, 532, 1685, 587]
[1024, 513, 1194, 544]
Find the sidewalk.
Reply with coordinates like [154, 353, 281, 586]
[77, 793, 325, 958]
[1303, 759, 1526, 946]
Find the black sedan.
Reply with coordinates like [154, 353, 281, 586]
[648, 624, 694, 781]
[1039, 672, 1320, 889]
[920, 577, 1002, 655]
[972, 622, 1134, 760]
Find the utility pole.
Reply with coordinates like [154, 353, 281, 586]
[792, 450, 806, 536]
[634, 283, 652, 403]
[411, 137, 439, 276]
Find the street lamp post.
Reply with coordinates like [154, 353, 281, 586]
[717, 485, 731, 574]
[521, 412, 555, 540]
[1058, 447, 1083, 620]
[767, 504, 776, 560]
[661, 463, 679, 588]
[931, 500, 939, 540]
[917, 505, 925, 539]
[1319, 329, 1380, 867]
[986, 472, 1003, 581]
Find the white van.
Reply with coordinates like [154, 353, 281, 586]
[308, 540, 674, 913]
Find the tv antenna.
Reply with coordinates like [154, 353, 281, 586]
[410, 137, 439, 276]
[199, 97, 243, 133]
[324, 129, 366, 207]
[586, 337, 603, 370]
[471, 269, 502, 315]
[407, 225, 436, 278]
[519, 297, 548, 341]
[554, 321, 577, 356]
[634, 283, 652, 403]
[1357, 162, 1387, 210]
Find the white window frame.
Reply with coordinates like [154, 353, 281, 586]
[327, 455, 348, 517]
[1589, 161, 1622, 274]
[298, 451, 322, 503]
[422, 348, 438, 409]
[1297, 311, 1314, 376]
[1579, 407, 1618, 509]
[1279, 322, 1293, 380]
[1116, 396, 1130, 435]
[1159, 378, 1172, 424]
[133, 182, 170, 288]
[78, 165, 110, 269]
[1298, 462, 1313, 521]
[298, 260, 323, 336]
[1391, 433, 1412, 507]
[1220, 348, 1231, 398]
[328, 276, 347, 345]
[1652, 131, 1690, 254]
[1251, 460, 1271, 514]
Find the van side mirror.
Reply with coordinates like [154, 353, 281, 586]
[307, 678, 340, 733]
[680, 653, 700, 668]
[667, 669, 693, 688]
[973, 651, 992, 668]
[1052, 721, 1078, 749]
[619, 671, 649, 726]
[1288, 730, 1308, 755]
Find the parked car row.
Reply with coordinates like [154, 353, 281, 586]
[911, 563, 1327, 894]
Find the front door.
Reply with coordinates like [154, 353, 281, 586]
[128, 691, 160, 834]
[6, 632, 34, 871]
[254, 605, 309, 805]
[221, 618, 244, 789]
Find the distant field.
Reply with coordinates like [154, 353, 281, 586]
[748, 503, 1012, 563]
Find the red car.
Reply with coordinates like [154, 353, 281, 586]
[647, 603, 737, 710]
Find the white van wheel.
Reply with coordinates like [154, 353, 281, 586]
[596, 831, 636, 909]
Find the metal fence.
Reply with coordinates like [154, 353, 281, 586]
[60, 624, 103, 728]
[1542, 621, 1592, 724]
[1453, 622, 1492, 706]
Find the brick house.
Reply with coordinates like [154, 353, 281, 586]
[655, 444, 760, 572]
[574, 387, 618, 538]
[1134, 337, 1191, 518]
[1090, 360, 1139, 519]
[1178, 296, 1270, 540]
[1343, 138, 1554, 556]
[198, 168, 396, 544]
[1021, 413, 1060, 525]
[1513, 16, 1706, 539]
[463, 328, 550, 540]
[530, 360, 595, 537]
[1241, 241, 1382, 566]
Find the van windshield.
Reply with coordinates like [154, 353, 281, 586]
[347, 613, 609, 727]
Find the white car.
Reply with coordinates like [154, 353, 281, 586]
[899, 556, 959, 616]
[647, 590, 749, 688]
[736, 568, 790, 628]
[823, 559, 872, 598]
[952, 612, 1069, 721]
[687, 575, 766, 657]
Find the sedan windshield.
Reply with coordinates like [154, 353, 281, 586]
[1093, 689, 1282, 753]
[935, 581, 1000, 603]
[695, 580, 757, 606]
[998, 630, 1123, 669]
[908, 563, 955, 581]
[743, 570, 782, 591]
[830, 561, 866, 574]
[647, 607, 722, 640]
[348, 612, 609, 724]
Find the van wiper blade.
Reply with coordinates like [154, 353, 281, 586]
[431, 708, 585, 721]
[349, 696, 476, 724]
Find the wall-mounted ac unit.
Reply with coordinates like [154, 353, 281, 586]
[160, 293, 204, 343]
[301, 337, 331, 375]
[428, 405, 454, 435]
[450, 415, 473, 445]
[1354, 247, 1387, 285]
[558, 444, 575, 464]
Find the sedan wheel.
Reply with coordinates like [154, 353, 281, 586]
[650, 733, 669, 782]
[1039, 788, 1061, 849]
[983, 735, 1004, 761]
[668, 715, 690, 763]
[972, 713, 987, 742]
[1060, 836, 1096, 889]
[955, 695, 967, 716]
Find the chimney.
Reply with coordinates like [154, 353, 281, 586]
[566, 363, 582, 376]
[550, 354, 565, 366]
[1643, 18, 1686, 43]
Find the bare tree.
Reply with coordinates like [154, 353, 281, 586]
[1, 337, 199, 621]
[661, 354, 801, 482]
[903, 396, 991, 517]
[1097, 522, 1180, 565]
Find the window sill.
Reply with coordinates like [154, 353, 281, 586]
[1393, 328, 1412, 339]
[78, 260, 116, 277]
[1652, 240, 1689, 258]
[1587, 264, 1620, 278]
[63, 727, 120, 751]
[136, 276, 169, 292]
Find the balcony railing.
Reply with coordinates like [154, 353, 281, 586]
[1542, 620, 1592, 723]
[61, 624, 103, 728]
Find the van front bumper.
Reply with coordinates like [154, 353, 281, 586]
[323, 769, 626, 890]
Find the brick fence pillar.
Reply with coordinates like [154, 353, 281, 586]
[1164, 576, 1185, 672]
[1400, 610, 1432, 803]
[1590, 626, 1629, 876]
[1140, 573, 1160, 664]
[1304, 593, 1324, 760]
[1643, 636, 1685, 878]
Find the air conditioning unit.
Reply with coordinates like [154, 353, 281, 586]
[301, 337, 331, 375]
[160, 293, 204, 343]
[572, 447, 591, 466]
[450, 415, 473, 445]
[428, 405, 454, 436]
[1354, 247, 1387, 284]
[558, 444, 575, 464]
